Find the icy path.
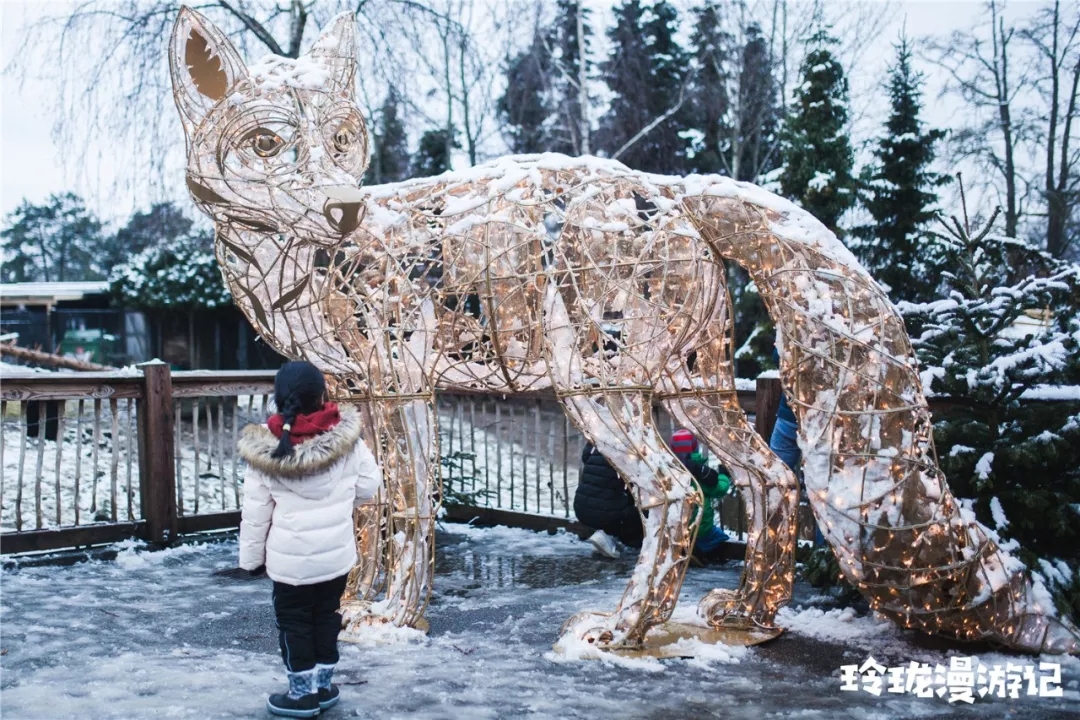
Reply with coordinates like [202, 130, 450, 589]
[1, 526, 1077, 719]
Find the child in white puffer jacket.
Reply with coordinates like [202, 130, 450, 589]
[237, 361, 381, 718]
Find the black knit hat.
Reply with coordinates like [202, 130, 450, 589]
[271, 361, 327, 459]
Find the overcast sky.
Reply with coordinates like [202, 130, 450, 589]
[0, 0, 1045, 228]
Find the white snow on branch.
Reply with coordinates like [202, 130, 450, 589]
[987, 341, 1069, 376]
[1021, 385, 1080, 401]
[989, 497, 1009, 530]
[806, 170, 834, 192]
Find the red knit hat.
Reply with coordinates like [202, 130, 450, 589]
[670, 428, 698, 455]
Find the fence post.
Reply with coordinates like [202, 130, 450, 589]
[754, 375, 782, 445]
[138, 360, 177, 545]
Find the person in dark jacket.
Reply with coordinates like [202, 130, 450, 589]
[574, 442, 642, 557]
[574, 431, 733, 560]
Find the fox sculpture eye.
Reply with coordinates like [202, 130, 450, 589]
[321, 109, 367, 174]
[331, 124, 354, 153]
[243, 128, 285, 158]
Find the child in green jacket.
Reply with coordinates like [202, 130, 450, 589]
[670, 429, 731, 557]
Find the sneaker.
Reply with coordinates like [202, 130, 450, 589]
[588, 530, 620, 559]
[318, 685, 340, 711]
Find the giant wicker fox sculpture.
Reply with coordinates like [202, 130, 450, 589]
[169, 7, 1078, 654]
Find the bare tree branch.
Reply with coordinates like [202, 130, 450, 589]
[612, 76, 692, 162]
[216, 1, 285, 55]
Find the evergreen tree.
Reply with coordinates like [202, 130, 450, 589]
[599, 1, 650, 166]
[0, 193, 106, 282]
[684, 2, 734, 175]
[900, 202, 1080, 621]
[726, 22, 784, 377]
[546, 0, 593, 156]
[779, 25, 856, 234]
[734, 23, 782, 183]
[109, 230, 230, 309]
[498, 29, 551, 154]
[411, 127, 459, 177]
[107, 202, 193, 272]
[365, 88, 410, 185]
[599, 0, 690, 174]
[853, 36, 949, 302]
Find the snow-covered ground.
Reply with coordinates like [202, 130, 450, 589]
[2, 524, 1077, 719]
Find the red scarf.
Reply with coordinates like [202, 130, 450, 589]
[268, 403, 341, 445]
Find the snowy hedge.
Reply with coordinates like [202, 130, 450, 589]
[109, 234, 231, 310]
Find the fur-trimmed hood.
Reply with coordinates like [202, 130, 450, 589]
[238, 404, 363, 480]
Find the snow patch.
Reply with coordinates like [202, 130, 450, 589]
[113, 540, 206, 570]
[339, 621, 428, 647]
[1021, 385, 1080, 401]
[548, 633, 666, 672]
[776, 605, 896, 644]
[247, 55, 330, 92]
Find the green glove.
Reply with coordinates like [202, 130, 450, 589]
[716, 472, 731, 496]
[689, 450, 705, 464]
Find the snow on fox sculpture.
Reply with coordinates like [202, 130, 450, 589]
[169, 7, 1078, 654]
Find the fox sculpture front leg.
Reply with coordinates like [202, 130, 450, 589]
[336, 280, 441, 634]
[340, 394, 438, 634]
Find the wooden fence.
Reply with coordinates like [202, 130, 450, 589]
[0, 362, 804, 555]
[0, 364, 276, 554]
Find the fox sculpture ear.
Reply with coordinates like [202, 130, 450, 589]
[169, 6, 248, 138]
[306, 13, 358, 100]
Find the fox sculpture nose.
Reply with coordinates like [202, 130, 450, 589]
[323, 186, 366, 236]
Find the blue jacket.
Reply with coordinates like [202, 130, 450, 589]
[773, 347, 796, 424]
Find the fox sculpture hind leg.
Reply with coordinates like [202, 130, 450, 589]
[684, 192, 1079, 654]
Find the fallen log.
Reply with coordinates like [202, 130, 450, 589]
[0, 342, 112, 372]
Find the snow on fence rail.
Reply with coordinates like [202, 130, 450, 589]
[0, 386, 275, 535]
[1, 373, 145, 537]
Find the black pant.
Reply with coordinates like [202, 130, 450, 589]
[610, 506, 645, 548]
[272, 574, 348, 673]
